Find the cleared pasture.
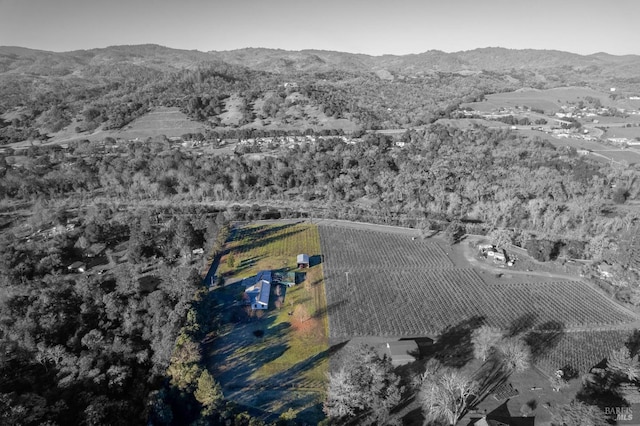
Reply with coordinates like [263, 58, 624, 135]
[117, 107, 205, 138]
[543, 136, 640, 165]
[590, 149, 640, 165]
[604, 126, 640, 139]
[319, 226, 638, 339]
[463, 87, 615, 113]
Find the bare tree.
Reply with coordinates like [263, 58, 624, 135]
[324, 344, 403, 424]
[419, 369, 478, 426]
[471, 325, 502, 362]
[607, 347, 640, 382]
[496, 337, 530, 373]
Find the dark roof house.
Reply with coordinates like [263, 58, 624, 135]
[385, 340, 419, 366]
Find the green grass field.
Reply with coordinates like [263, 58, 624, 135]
[463, 87, 617, 114]
[208, 223, 328, 423]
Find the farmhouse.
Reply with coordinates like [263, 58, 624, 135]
[297, 253, 310, 268]
[385, 340, 419, 366]
[244, 270, 272, 310]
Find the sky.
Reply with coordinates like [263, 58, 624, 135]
[1, 0, 639, 56]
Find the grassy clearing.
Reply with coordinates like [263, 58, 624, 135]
[218, 222, 322, 279]
[46, 107, 205, 144]
[208, 223, 328, 423]
[605, 126, 640, 139]
[463, 87, 618, 113]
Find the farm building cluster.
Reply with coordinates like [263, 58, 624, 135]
[478, 243, 514, 266]
[243, 254, 308, 310]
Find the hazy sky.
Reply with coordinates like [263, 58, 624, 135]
[1, 0, 638, 55]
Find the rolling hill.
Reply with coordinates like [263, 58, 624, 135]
[1, 44, 639, 144]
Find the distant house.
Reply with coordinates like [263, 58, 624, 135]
[245, 270, 272, 310]
[67, 261, 86, 273]
[598, 263, 614, 279]
[385, 340, 419, 366]
[297, 254, 310, 268]
[494, 252, 506, 263]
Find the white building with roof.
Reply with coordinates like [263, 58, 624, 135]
[245, 270, 272, 310]
[297, 254, 310, 268]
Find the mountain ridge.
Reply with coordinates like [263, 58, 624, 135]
[2, 44, 639, 76]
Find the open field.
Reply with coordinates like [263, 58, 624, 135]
[588, 149, 640, 165]
[117, 107, 205, 137]
[217, 222, 322, 279]
[319, 226, 638, 340]
[537, 133, 640, 165]
[463, 87, 615, 113]
[604, 126, 640, 140]
[207, 223, 328, 423]
[41, 107, 206, 145]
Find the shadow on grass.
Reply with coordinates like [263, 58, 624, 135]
[523, 320, 565, 363]
[506, 312, 538, 337]
[292, 401, 326, 426]
[309, 254, 323, 267]
[228, 255, 266, 276]
[232, 223, 304, 255]
[625, 328, 640, 357]
[434, 315, 485, 368]
[313, 298, 349, 320]
[213, 319, 292, 391]
[470, 355, 511, 407]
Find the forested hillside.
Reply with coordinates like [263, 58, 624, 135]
[2, 125, 640, 423]
[2, 45, 640, 144]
